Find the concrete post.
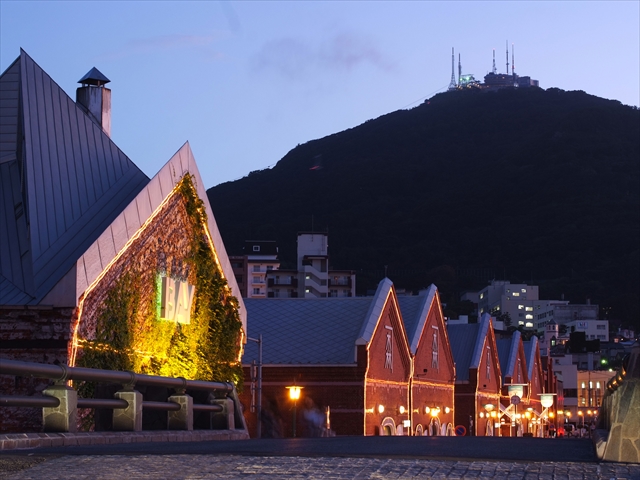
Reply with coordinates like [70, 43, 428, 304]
[43, 384, 77, 432]
[167, 394, 193, 430]
[113, 390, 142, 431]
[210, 397, 235, 430]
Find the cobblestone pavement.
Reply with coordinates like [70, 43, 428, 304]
[2, 455, 639, 480]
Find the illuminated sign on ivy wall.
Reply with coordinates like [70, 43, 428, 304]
[157, 274, 196, 324]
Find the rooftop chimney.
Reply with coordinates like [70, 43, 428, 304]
[76, 67, 111, 136]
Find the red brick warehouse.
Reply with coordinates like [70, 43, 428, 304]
[398, 285, 456, 436]
[241, 278, 413, 437]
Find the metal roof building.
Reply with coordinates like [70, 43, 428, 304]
[0, 50, 244, 330]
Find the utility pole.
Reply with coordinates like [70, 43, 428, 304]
[247, 335, 263, 439]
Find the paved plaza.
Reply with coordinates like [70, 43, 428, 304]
[1, 437, 639, 479]
[2, 453, 640, 480]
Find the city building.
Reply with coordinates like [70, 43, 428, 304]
[230, 241, 280, 298]
[398, 285, 456, 436]
[230, 233, 355, 299]
[267, 233, 355, 298]
[448, 314, 502, 436]
[0, 50, 244, 431]
[241, 278, 412, 437]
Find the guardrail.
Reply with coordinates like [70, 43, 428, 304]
[0, 358, 247, 434]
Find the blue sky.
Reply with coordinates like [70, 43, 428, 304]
[2, 1, 638, 189]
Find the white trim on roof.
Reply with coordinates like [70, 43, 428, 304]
[355, 277, 393, 345]
[408, 284, 437, 354]
[470, 313, 492, 369]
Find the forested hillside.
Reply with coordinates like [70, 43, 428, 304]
[208, 87, 639, 327]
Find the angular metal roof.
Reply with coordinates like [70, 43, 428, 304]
[398, 284, 437, 355]
[447, 323, 480, 382]
[1, 50, 149, 305]
[496, 331, 521, 380]
[523, 336, 539, 380]
[242, 279, 393, 365]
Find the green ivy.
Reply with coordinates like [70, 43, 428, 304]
[76, 174, 243, 400]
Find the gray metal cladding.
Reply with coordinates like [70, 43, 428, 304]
[0, 50, 149, 305]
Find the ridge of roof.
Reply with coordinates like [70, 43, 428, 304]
[1, 50, 150, 305]
[398, 284, 437, 354]
[524, 336, 539, 379]
[356, 277, 393, 345]
[470, 313, 492, 369]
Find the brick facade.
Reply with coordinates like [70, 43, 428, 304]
[0, 307, 75, 432]
[242, 288, 415, 438]
[410, 292, 456, 435]
[73, 191, 195, 362]
[454, 327, 502, 436]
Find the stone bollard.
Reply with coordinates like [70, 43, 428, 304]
[113, 390, 143, 431]
[43, 384, 77, 432]
[168, 393, 193, 430]
[210, 397, 235, 430]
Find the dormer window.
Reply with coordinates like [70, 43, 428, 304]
[253, 245, 260, 252]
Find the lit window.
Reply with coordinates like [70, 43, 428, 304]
[525, 307, 533, 311]
[525, 322, 533, 328]
[596, 382, 601, 389]
[526, 314, 533, 320]
[513, 292, 520, 297]
[519, 321, 524, 326]
[581, 382, 586, 389]
[518, 305, 524, 310]
[480, 293, 484, 299]
[486, 349, 491, 380]
[521, 289, 526, 293]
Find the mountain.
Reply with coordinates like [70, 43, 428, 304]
[207, 87, 640, 327]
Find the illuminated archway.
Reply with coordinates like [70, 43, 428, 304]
[380, 417, 396, 436]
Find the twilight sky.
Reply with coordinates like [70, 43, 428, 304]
[2, 1, 638, 189]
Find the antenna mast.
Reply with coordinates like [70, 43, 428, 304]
[512, 43, 517, 86]
[458, 53, 462, 85]
[492, 48, 497, 74]
[448, 47, 457, 90]
[506, 40, 509, 75]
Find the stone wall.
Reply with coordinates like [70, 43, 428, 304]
[0, 306, 75, 432]
[594, 342, 640, 463]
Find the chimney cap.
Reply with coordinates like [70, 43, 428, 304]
[78, 67, 110, 86]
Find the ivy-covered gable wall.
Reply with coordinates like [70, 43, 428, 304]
[72, 175, 243, 387]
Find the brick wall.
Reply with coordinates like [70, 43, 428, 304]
[75, 192, 194, 349]
[0, 306, 75, 432]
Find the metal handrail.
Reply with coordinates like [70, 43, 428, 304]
[0, 358, 233, 393]
[0, 396, 60, 408]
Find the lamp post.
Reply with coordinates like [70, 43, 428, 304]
[247, 334, 262, 439]
[286, 385, 303, 438]
[538, 393, 556, 438]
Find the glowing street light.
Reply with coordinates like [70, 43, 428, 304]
[286, 385, 303, 437]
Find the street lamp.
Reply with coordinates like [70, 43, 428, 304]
[286, 385, 303, 438]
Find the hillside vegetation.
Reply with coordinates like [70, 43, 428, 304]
[208, 87, 640, 327]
